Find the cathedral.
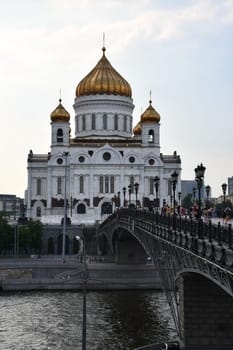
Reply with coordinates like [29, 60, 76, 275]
[26, 46, 181, 225]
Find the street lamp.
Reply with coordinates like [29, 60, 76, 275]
[134, 182, 139, 208]
[178, 192, 181, 215]
[171, 171, 178, 212]
[205, 185, 211, 208]
[76, 235, 88, 350]
[62, 151, 69, 263]
[222, 183, 227, 208]
[128, 184, 132, 206]
[194, 163, 206, 220]
[123, 187, 126, 207]
[153, 176, 160, 210]
[117, 191, 121, 207]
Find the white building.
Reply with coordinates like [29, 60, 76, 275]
[26, 46, 181, 225]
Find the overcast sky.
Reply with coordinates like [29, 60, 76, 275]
[0, 0, 233, 198]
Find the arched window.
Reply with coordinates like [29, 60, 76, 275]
[36, 207, 41, 217]
[114, 114, 118, 130]
[148, 129, 154, 143]
[82, 115, 86, 131]
[36, 178, 42, 195]
[57, 177, 62, 194]
[124, 116, 127, 131]
[103, 114, 107, 130]
[92, 114, 96, 130]
[80, 176, 84, 193]
[77, 203, 86, 214]
[57, 129, 63, 142]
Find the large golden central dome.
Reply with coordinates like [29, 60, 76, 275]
[76, 47, 132, 97]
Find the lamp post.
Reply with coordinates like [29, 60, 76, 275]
[205, 185, 210, 208]
[153, 176, 160, 211]
[194, 163, 206, 220]
[123, 187, 126, 207]
[117, 191, 120, 207]
[134, 182, 139, 208]
[128, 184, 132, 206]
[62, 151, 69, 263]
[76, 235, 87, 350]
[222, 183, 227, 209]
[178, 191, 181, 215]
[171, 171, 178, 213]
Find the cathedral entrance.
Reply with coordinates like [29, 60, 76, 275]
[101, 202, 112, 215]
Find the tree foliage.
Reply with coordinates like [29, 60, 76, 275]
[0, 218, 43, 256]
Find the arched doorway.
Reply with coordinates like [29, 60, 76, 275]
[101, 202, 112, 215]
[48, 237, 54, 254]
[57, 234, 70, 254]
[77, 203, 86, 214]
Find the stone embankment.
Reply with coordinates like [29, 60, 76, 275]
[0, 258, 162, 291]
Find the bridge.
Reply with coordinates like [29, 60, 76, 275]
[97, 208, 233, 350]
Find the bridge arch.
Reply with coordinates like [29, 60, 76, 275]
[111, 227, 148, 264]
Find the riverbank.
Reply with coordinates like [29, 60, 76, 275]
[0, 258, 162, 291]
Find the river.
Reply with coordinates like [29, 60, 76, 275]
[0, 290, 177, 350]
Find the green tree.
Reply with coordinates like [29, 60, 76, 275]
[0, 216, 14, 254]
[181, 193, 193, 209]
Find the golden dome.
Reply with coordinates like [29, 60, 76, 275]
[50, 99, 70, 123]
[133, 122, 142, 135]
[76, 47, 132, 97]
[141, 100, 160, 124]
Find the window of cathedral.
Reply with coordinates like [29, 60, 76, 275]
[99, 175, 114, 193]
[148, 129, 154, 143]
[92, 114, 96, 130]
[124, 115, 127, 131]
[103, 152, 111, 161]
[76, 118, 79, 132]
[57, 158, 63, 165]
[149, 158, 155, 165]
[79, 156, 85, 163]
[36, 179, 42, 195]
[129, 156, 135, 163]
[80, 176, 84, 193]
[149, 178, 154, 195]
[82, 115, 86, 131]
[77, 203, 86, 214]
[110, 176, 114, 193]
[99, 176, 104, 193]
[57, 177, 62, 194]
[114, 114, 118, 130]
[57, 129, 63, 143]
[103, 114, 107, 130]
[36, 207, 41, 217]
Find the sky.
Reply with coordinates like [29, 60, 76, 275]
[0, 0, 233, 198]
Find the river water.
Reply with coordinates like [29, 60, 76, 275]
[0, 290, 177, 350]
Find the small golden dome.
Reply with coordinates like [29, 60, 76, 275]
[133, 122, 142, 135]
[141, 100, 160, 124]
[76, 47, 132, 97]
[50, 99, 70, 122]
